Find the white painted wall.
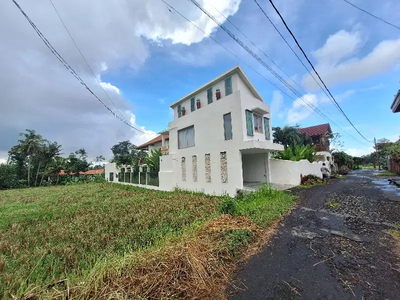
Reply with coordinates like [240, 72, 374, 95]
[270, 159, 323, 186]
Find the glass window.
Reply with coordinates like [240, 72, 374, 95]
[207, 87, 213, 104]
[223, 113, 233, 140]
[178, 125, 195, 149]
[225, 77, 232, 96]
[254, 114, 263, 133]
[109, 172, 114, 182]
[177, 104, 182, 118]
[190, 97, 195, 112]
[263, 117, 270, 140]
[245, 110, 253, 136]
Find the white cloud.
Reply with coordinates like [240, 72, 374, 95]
[0, 0, 241, 160]
[303, 29, 400, 89]
[346, 147, 374, 157]
[287, 94, 317, 124]
[270, 91, 283, 117]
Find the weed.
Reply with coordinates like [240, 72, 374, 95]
[374, 172, 397, 177]
[326, 201, 340, 209]
[223, 229, 252, 255]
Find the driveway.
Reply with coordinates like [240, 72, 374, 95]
[230, 170, 400, 299]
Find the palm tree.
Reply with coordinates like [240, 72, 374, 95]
[18, 130, 44, 187]
[39, 142, 62, 186]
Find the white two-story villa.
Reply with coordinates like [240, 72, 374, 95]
[158, 66, 284, 196]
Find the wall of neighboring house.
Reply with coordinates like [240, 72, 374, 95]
[148, 140, 169, 152]
[105, 163, 119, 182]
[270, 159, 322, 186]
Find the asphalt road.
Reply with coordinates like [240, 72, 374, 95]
[230, 170, 400, 300]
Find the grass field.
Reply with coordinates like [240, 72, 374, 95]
[0, 183, 295, 299]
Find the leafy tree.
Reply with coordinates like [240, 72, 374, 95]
[272, 126, 311, 147]
[333, 151, 354, 169]
[64, 149, 90, 174]
[0, 164, 19, 189]
[145, 149, 162, 172]
[110, 141, 147, 172]
[91, 155, 106, 170]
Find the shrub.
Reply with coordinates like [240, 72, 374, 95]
[219, 197, 237, 215]
[338, 166, 350, 175]
[274, 144, 316, 162]
[0, 164, 19, 190]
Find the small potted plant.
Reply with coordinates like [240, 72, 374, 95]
[196, 99, 201, 109]
[216, 88, 221, 100]
[182, 106, 186, 116]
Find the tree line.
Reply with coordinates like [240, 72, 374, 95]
[0, 129, 162, 190]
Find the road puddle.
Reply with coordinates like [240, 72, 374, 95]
[371, 178, 400, 201]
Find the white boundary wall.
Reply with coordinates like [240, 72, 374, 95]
[270, 159, 323, 186]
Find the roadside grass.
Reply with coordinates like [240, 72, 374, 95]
[374, 171, 397, 177]
[0, 183, 295, 299]
[330, 174, 345, 179]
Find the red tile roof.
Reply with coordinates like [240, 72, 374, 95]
[298, 123, 332, 137]
[136, 135, 169, 149]
[59, 169, 104, 175]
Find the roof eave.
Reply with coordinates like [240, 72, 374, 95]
[170, 66, 263, 108]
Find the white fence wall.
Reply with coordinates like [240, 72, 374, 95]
[270, 159, 322, 186]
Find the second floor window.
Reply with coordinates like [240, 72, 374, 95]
[223, 113, 233, 140]
[254, 114, 263, 133]
[190, 97, 196, 112]
[225, 77, 232, 96]
[207, 87, 213, 104]
[178, 125, 195, 149]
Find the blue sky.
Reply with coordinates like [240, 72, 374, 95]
[1, 0, 400, 160]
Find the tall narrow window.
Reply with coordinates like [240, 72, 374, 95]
[254, 114, 263, 133]
[178, 104, 182, 118]
[190, 97, 196, 112]
[225, 77, 232, 96]
[109, 172, 114, 182]
[207, 87, 213, 104]
[245, 110, 254, 136]
[178, 125, 195, 149]
[223, 113, 233, 140]
[264, 117, 270, 140]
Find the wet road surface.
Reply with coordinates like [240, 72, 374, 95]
[230, 170, 400, 300]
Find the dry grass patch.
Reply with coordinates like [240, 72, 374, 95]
[1, 184, 295, 299]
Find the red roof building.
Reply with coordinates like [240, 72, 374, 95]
[59, 169, 104, 175]
[298, 123, 332, 151]
[136, 134, 169, 150]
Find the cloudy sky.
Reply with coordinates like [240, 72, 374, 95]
[1, 0, 399, 162]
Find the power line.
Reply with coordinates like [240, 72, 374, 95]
[48, 0, 129, 123]
[252, 0, 335, 110]
[11, 0, 144, 133]
[212, 1, 361, 140]
[268, 0, 372, 143]
[342, 0, 400, 31]
[165, 0, 366, 145]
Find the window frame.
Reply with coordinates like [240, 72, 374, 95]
[253, 114, 263, 133]
[223, 112, 233, 140]
[225, 76, 233, 96]
[178, 125, 195, 149]
[207, 87, 213, 104]
[190, 97, 196, 112]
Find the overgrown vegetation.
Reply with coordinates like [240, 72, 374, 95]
[300, 174, 324, 186]
[375, 171, 397, 177]
[0, 183, 295, 299]
[274, 144, 316, 162]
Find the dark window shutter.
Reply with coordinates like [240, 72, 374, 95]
[245, 110, 253, 136]
[207, 88, 213, 104]
[190, 97, 195, 112]
[264, 117, 270, 140]
[178, 104, 182, 118]
[225, 77, 232, 96]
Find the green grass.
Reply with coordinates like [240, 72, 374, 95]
[0, 183, 295, 299]
[374, 171, 397, 177]
[0, 183, 220, 298]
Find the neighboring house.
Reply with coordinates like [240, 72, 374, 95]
[136, 134, 170, 152]
[298, 123, 333, 152]
[391, 90, 400, 113]
[59, 169, 105, 175]
[158, 66, 284, 196]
